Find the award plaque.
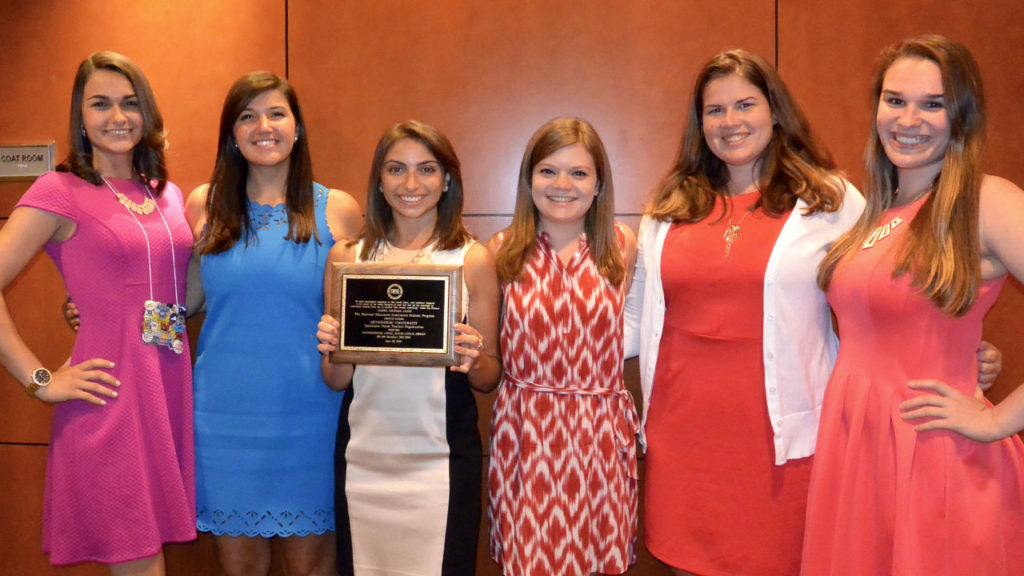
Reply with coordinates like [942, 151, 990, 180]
[329, 262, 463, 366]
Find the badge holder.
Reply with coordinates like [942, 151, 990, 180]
[105, 178, 187, 354]
[142, 301, 187, 354]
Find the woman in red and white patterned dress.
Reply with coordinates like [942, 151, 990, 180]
[487, 117, 640, 576]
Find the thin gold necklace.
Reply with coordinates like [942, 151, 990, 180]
[723, 209, 753, 258]
[375, 241, 429, 263]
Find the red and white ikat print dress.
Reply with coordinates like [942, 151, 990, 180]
[488, 225, 639, 576]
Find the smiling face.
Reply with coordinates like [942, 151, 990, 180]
[530, 142, 598, 233]
[876, 57, 951, 191]
[379, 138, 446, 223]
[81, 69, 143, 172]
[232, 89, 297, 168]
[701, 73, 775, 183]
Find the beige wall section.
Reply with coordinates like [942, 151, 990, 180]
[778, 0, 1024, 406]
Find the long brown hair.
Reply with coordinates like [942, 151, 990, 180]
[495, 117, 625, 286]
[818, 35, 984, 316]
[57, 51, 168, 193]
[200, 72, 318, 255]
[358, 121, 472, 260]
[647, 49, 842, 223]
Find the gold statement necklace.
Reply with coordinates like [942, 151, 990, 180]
[104, 177, 156, 215]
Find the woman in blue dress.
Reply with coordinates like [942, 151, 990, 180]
[185, 72, 362, 576]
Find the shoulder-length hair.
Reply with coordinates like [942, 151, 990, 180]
[818, 35, 984, 316]
[200, 72, 318, 255]
[358, 120, 472, 260]
[647, 49, 842, 223]
[495, 117, 625, 286]
[56, 51, 168, 193]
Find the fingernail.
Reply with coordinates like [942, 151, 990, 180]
[115, 380, 121, 387]
[111, 391, 118, 398]
[109, 362, 116, 367]
[100, 400, 107, 405]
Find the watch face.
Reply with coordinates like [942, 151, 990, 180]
[33, 368, 51, 386]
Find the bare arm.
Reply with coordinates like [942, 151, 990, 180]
[901, 176, 1024, 440]
[320, 241, 355, 390]
[452, 243, 502, 392]
[325, 188, 363, 243]
[183, 185, 208, 316]
[0, 207, 119, 405]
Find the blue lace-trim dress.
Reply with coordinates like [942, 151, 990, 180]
[194, 184, 340, 536]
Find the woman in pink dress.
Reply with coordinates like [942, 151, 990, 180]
[487, 117, 639, 576]
[806, 35, 1024, 575]
[0, 52, 195, 574]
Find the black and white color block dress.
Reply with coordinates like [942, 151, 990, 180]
[335, 239, 482, 576]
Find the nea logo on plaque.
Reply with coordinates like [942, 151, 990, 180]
[329, 262, 462, 367]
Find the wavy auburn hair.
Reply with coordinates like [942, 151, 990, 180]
[647, 49, 842, 223]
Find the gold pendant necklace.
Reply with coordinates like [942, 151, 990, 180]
[723, 209, 752, 258]
[104, 178, 156, 215]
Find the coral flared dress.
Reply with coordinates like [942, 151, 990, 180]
[801, 196, 1024, 575]
[644, 192, 813, 576]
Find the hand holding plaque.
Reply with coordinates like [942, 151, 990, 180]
[328, 262, 463, 366]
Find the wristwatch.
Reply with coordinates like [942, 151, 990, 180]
[25, 367, 51, 398]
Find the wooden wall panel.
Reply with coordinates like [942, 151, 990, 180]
[778, 0, 1024, 406]
[4, 1, 1018, 574]
[288, 0, 776, 220]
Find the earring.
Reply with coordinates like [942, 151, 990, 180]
[294, 135, 299, 143]
[233, 140, 239, 150]
[80, 125, 86, 136]
[443, 183, 449, 193]
[443, 174, 450, 193]
[378, 183, 383, 193]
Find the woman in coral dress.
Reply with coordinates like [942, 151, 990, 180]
[805, 35, 1024, 575]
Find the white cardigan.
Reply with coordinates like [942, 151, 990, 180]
[623, 182, 864, 464]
